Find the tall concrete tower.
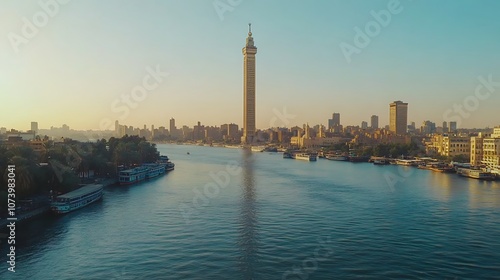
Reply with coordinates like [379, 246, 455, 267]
[389, 101, 408, 135]
[242, 23, 257, 144]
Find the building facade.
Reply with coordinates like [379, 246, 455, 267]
[371, 115, 379, 129]
[427, 134, 470, 158]
[328, 113, 341, 129]
[389, 101, 408, 135]
[471, 127, 500, 167]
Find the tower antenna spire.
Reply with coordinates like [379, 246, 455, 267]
[248, 23, 252, 34]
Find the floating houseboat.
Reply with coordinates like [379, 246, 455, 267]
[51, 184, 103, 214]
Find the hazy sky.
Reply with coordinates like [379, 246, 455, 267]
[1, 0, 500, 131]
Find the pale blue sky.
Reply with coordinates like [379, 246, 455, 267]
[1, 0, 499, 131]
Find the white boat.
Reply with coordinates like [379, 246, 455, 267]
[395, 159, 422, 166]
[51, 184, 103, 214]
[142, 163, 166, 179]
[159, 155, 175, 171]
[458, 168, 495, 180]
[165, 162, 175, 171]
[118, 166, 149, 185]
[251, 146, 266, 152]
[295, 153, 317, 161]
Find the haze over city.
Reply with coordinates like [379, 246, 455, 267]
[2, 0, 500, 131]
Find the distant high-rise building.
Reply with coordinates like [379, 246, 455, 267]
[242, 23, 257, 144]
[328, 113, 340, 129]
[389, 101, 408, 135]
[370, 115, 379, 129]
[361, 121, 368, 129]
[318, 124, 325, 138]
[193, 121, 204, 141]
[31, 121, 38, 135]
[304, 123, 310, 139]
[442, 121, 448, 133]
[115, 120, 120, 136]
[0, 127, 6, 134]
[421, 121, 436, 135]
[449, 121, 457, 132]
[170, 118, 176, 137]
[228, 123, 239, 138]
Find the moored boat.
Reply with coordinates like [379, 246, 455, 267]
[325, 155, 348, 161]
[165, 162, 175, 171]
[264, 146, 278, 152]
[50, 184, 103, 214]
[295, 153, 317, 161]
[428, 163, 454, 173]
[373, 159, 389, 165]
[251, 146, 266, 152]
[159, 155, 175, 171]
[143, 163, 166, 179]
[395, 159, 422, 166]
[283, 152, 293, 159]
[457, 168, 495, 180]
[118, 166, 149, 185]
[348, 156, 370, 162]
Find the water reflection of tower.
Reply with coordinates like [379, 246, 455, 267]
[238, 148, 258, 279]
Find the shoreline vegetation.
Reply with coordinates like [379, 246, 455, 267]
[0, 135, 160, 220]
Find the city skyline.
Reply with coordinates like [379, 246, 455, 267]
[2, 0, 500, 131]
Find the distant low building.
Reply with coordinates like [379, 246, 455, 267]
[6, 132, 35, 141]
[291, 136, 345, 149]
[426, 134, 470, 158]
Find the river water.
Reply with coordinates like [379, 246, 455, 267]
[1, 144, 500, 279]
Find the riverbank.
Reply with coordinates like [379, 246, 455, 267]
[0, 178, 118, 229]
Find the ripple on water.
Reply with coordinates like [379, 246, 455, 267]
[2, 145, 500, 279]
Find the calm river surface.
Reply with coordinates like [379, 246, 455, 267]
[2, 144, 500, 279]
